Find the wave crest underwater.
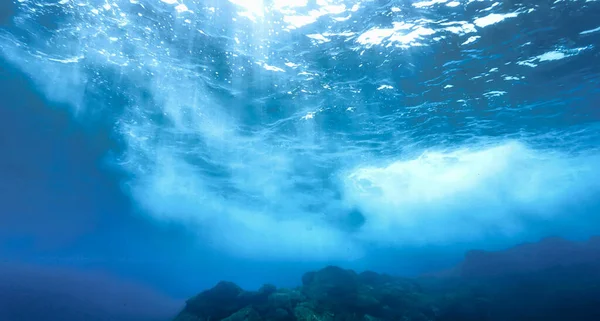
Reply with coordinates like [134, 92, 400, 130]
[2, 0, 600, 260]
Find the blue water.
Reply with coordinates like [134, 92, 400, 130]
[1, 0, 600, 311]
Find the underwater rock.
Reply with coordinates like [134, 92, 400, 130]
[174, 266, 435, 321]
[222, 306, 262, 321]
[175, 236, 600, 321]
[457, 236, 600, 278]
[268, 289, 305, 311]
[301, 266, 372, 313]
[423, 236, 600, 279]
[357, 271, 395, 286]
[175, 280, 312, 321]
[174, 280, 288, 321]
[259, 284, 278, 296]
[301, 266, 358, 296]
[175, 281, 247, 321]
[256, 288, 302, 321]
[300, 266, 435, 320]
[293, 302, 333, 321]
[263, 307, 291, 321]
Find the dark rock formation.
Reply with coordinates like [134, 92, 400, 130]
[175, 265, 434, 321]
[433, 236, 600, 279]
[175, 236, 600, 321]
[422, 236, 600, 321]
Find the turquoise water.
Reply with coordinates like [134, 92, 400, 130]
[1, 0, 600, 319]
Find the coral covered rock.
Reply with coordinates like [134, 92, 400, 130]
[222, 306, 262, 321]
[177, 281, 245, 321]
[293, 303, 333, 321]
[268, 289, 305, 311]
[174, 266, 438, 321]
[174, 237, 600, 321]
[303, 266, 381, 314]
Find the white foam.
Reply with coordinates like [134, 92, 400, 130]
[483, 90, 506, 97]
[174, 4, 189, 13]
[302, 112, 315, 119]
[518, 46, 591, 67]
[342, 141, 600, 244]
[264, 64, 285, 72]
[283, 14, 320, 28]
[228, 0, 265, 18]
[307, 34, 331, 43]
[538, 51, 566, 61]
[281, 2, 348, 29]
[274, 0, 308, 9]
[474, 12, 519, 28]
[462, 35, 480, 45]
[413, 0, 448, 8]
[581, 26, 600, 35]
[3, 0, 600, 262]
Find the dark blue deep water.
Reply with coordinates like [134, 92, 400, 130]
[1, 0, 600, 320]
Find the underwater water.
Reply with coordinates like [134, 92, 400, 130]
[1, 0, 600, 320]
